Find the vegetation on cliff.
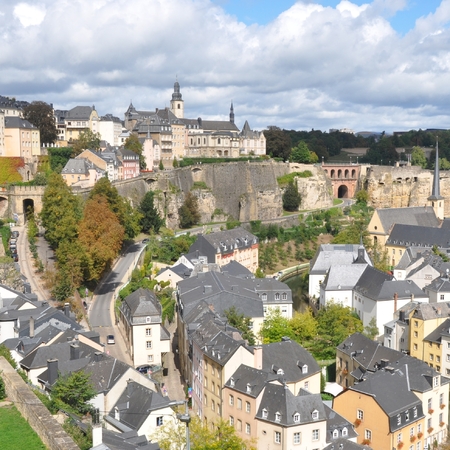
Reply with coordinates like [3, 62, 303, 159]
[178, 191, 201, 228]
[282, 180, 301, 211]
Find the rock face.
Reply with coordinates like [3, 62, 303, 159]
[365, 165, 450, 214]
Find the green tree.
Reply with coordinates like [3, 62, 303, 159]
[178, 192, 201, 228]
[51, 371, 96, 415]
[23, 101, 58, 144]
[290, 141, 313, 163]
[139, 191, 164, 233]
[411, 146, 427, 168]
[159, 160, 164, 170]
[290, 309, 318, 342]
[47, 147, 73, 172]
[282, 180, 301, 211]
[363, 317, 379, 340]
[355, 189, 369, 205]
[259, 309, 294, 344]
[224, 306, 256, 346]
[40, 173, 82, 248]
[173, 157, 179, 168]
[264, 126, 292, 160]
[72, 129, 101, 155]
[0, 374, 5, 400]
[78, 195, 125, 281]
[124, 134, 146, 170]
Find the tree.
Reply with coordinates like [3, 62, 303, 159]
[0, 256, 23, 290]
[40, 173, 82, 248]
[78, 195, 125, 281]
[124, 134, 146, 170]
[355, 189, 369, 205]
[173, 157, 179, 168]
[51, 371, 96, 415]
[282, 180, 301, 211]
[264, 126, 292, 160]
[363, 317, 379, 340]
[48, 147, 73, 172]
[23, 101, 58, 144]
[178, 192, 201, 228]
[290, 141, 313, 163]
[290, 309, 318, 342]
[139, 191, 164, 233]
[72, 129, 101, 155]
[259, 309, 294, 344]
[224, 306, 256, 346]
[159, 160, 164, 170]
[411, 146, 427, 168]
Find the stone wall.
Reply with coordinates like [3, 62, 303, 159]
[0, 356, 80, 450]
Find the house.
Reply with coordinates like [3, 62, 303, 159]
[61, 105, 100, 144]
[118, 147, 140, 179]
[187, 227, 259, 273]
[424, 271, 450, 304]
[91, 427, 161, 450]
[154, 263, 191, 289]
[105, 381, 177, 438]
[367, 206, 440, 251]
[309, 244, 372, 299]
[383, 301, 419, 352]
[98, 114, 122, 146]
[61, 158, 104, 187]
[118, 288, 170, 368]
[4, 117, 41, 161]
[353, 265, 428, 337]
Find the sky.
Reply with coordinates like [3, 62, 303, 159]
[1, 0, 450, 133]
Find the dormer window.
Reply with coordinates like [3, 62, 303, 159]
[342, 427, 348, 437]
[275, 293, 280, 300]
[405, 410, 409, 421]
[246, 383, 251, 394]
[282, 293, 287, 300]
[275, 412, 281, 422]
[397, 414, 401, 425]
[302, 364, 308, 374]
[262, 408, 268, 419]
[332, 429, 339, 438]
[293, 413, 300, 423]
[434, 376, 439, 387]
[146, 316, 151, 323]
[277, 368, 284, 375]
[413, 407, 417, 418]
[230, 377, 235, 387]
[312, 410, 319, 420]
[262, 293, 267, 301]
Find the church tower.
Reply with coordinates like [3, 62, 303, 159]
[229, 101, 235, 124]
[428, 138, 444, 220]
[170, 79, 184, 119]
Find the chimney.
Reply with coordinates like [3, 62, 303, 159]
[126, 379, 134, 397]
[94, 352, 103, 362]
[394, 292, 398, 313]
[29, 316, 35, 338]
[47, 359, 58, 385]
[379, 359, 389, 369]
[92, 409, 102, 447]
[254, 346, 262, 370]
[70, 343, 80, 360]
[64, 303, 70, 317]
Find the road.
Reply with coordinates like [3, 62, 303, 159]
[89, 242, 146, 365]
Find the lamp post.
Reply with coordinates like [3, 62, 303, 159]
[321, 156, 324, 166]
[169, 400, 191, 450]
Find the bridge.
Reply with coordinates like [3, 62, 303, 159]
[321, 162, 366, 198]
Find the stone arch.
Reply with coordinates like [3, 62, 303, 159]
[324, 169, 328, 175]
[337, 185, 349, 198]
[0, 196, 8, 218]
[345, 169, 349, 178]
[23, 199, 34, 220]
[191, 167, 202, 174]
[351, 169, 356, 178]
[338, 169, 342, 178]
[330, 169, 335, 178]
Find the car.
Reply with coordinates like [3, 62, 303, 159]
[137, 364, 161, 374]
[11, 231, 19, 238]
[107, 335, 115, 345]
[142, 238, 149, 244]
[13, 254, 19, 262]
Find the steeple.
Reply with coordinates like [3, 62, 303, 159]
[170, 78, 184, 119]
[428, 137, 444, 220]
[229, 101, 234, 124]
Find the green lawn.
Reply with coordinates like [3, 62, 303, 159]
[0, 405, 46, 450]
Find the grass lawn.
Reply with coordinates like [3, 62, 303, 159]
[0, 405, 46, 450]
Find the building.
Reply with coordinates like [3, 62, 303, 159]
[118, 288, 170, 368]
[187, 227, 259, 273]
[424, 271, 450, 304]
[59, 105, 100, 144]
[61, 158, 103, 187]
[4, 117, 41, 161]
[119, 147, 140, 179]
[383, 301, 419, 352]
[98, 114, 122, 146]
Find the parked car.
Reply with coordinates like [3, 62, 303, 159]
[107, 335, 115, 345]
[137, 364, 161, 374]
[13, 254, 19, 262]
[142, 238, 149, 244]
[11, 231, 19, 238]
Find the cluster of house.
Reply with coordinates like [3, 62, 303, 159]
[0, 82, 266, 183]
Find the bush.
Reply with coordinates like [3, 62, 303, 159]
[0, 375, 6, 400]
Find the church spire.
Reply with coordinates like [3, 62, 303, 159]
[229, 101, 234, 124]
[170, 77, 184, 119]
[428, 137, 444, 220]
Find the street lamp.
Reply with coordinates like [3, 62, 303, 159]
[321, 156, 324, 165]
[169, 400, 191, 450]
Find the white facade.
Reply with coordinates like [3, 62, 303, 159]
[98, 118, 122, 146]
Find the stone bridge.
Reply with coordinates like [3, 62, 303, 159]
[321, 163, 369, 198]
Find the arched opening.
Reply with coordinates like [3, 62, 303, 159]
[344, 169, 349, 178]
[338, 169, 342, 178]
[23, 199, 34, 221]
[330, 169, 335, 178]
[337, 185, 349, 198]
[324, 169, 328, 175]
[351, 169, 356, 178]
[0, 196, 8, 218]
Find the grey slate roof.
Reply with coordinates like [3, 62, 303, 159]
[425, 272, 450, 293]
[310, 244, 372, 275]
[256, 384, 326, 426]
[387, 223, 450, 248]
[324, 403, 358, 443]
[375, 206, 440, 233]
[108, 381, 172, 431]
[411, 302, 450, 320]
[4, 117, 37, 129]
[61, 158, 94, 175]
[66, 105, 95, 120]
[423, 318, 450, 344]
[323, 439, 373, 450]
[261, 339, 320, 384]
[201, 326, 246, 367]
[322, 263, 368, 291]
[93, 429, 160, 450]
[221, 260, 252, 278]
[224, 364, 278, 397]
[120, 288, 162, 325]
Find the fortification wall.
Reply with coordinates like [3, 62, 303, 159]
[0, 357, 79, 450]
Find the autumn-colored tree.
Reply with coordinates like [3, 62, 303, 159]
[78, 195, 124, 281]
[40, 173, 82, 248]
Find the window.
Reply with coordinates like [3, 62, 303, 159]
[365, 429, 372, 441]
[156, 416, 163, 426]
[147, 354, 153, 362]
[282, 293, 287, 300]
[416, 442, 421, 450]
[312, 410, 319, 420]
[293, 432, 301, 444]
[211, 400, 215, 411]
[237, 398, 242, 410]
[439, 413, 443, 424]
[397, 415, 401, 425]
[414, 321, 418, 328]
[229, 416, 234, 426]
[246, 401, 250, 413]
[302, 364, 308, 374]
[245, 423, 250, 434]
[440, 393, 444, 406]
[333, 429, 339, 438]
[418, 423, 422, 433]
[413, 343, 418, 351]
[275, 412, 281, 422]
[146, 328, 152, 336]
[357, 409, 364, 420]
[230, 377, 235, 387]
[304, 381, 309, 390]
[229, 395, 234, 406]
[427, 418, 432, 429]
[262, 408, 268, 419]
[410, 427, 415, 437]
[430, 354, 434, 361]
[293, 413, 300, 423]
[262, 293, 267, 301]
[312, 429, 319, 441]
[274, 431, 281, 444]
[237, 419, 242, 431]
[246, 383, 252, 394]
[414, 331, 418, 338]
[428, 398, 432, 411]
[146, 341, 152, 349]
[397, 433, 402, 443]
[205, 377, 208, 388]
[342, 427, 348, 437]
[405, 410, 409, 421]
[275, 293, 280, 300]
[441, 294, 445, 300]
[434, 376, 439, 387]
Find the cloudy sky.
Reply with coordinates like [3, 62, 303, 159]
[1, 0, 449, 132]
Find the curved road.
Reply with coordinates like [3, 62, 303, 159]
[89, 241, 146, 365]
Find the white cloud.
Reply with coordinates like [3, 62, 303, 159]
[0, 0, 449, 132]
[13, 3, 46, 27]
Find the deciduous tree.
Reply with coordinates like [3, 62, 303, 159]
[72, 129, 101, 155]
[290, 141, 314, 163]
[124, 134, 146, 169]
[0, 257, 23, 291]
[224, 306, 256, 346]
[264, 126, 292, 160]
[411, 146, 427, 168]
[23, 101, 58, 144]
[259, 309, 294, 344]
[178, 192, 200, 228]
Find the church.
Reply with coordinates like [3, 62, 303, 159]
[124, 81, 266, 165]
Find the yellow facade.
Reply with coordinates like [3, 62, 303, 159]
[409, 313, 447, 362]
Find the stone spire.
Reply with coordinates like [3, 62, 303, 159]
[229, 101, 234, 124]
[170, 78, 184, 119]
[428, 137, 444, 220]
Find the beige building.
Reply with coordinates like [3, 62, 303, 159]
[55, 105, 99, 145]
[4, 117, 41, 161]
